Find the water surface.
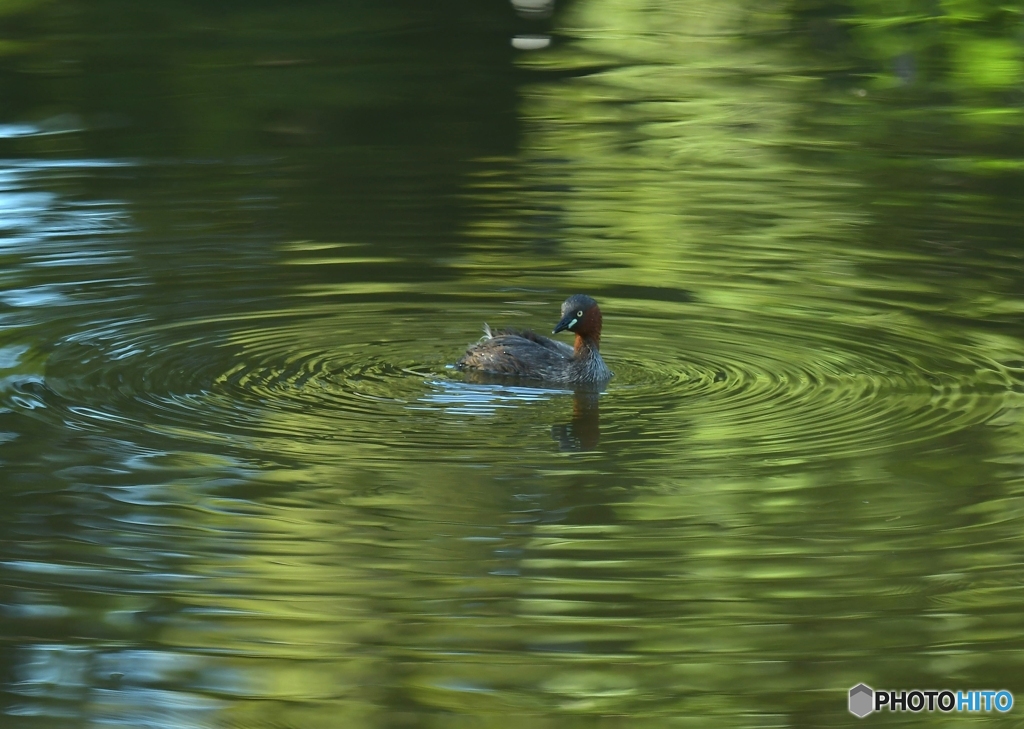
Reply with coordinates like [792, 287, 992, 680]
[1, 1, 1023, 726]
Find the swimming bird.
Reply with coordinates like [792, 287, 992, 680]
[456, 294, 612, 386]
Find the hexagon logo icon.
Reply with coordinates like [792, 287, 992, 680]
[849, 684, 874, 718]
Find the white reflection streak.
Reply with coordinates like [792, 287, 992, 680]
[0, 161, 135, 304]
[511, 35, 551, 50]
[511, 0, 555, 19]
[417, 379, 568, 415]
[8, 644, 224, 728]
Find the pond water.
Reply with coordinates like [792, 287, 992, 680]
[2, 1, 1024, 727]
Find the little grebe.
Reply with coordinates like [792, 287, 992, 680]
[456, 294, 612, 386]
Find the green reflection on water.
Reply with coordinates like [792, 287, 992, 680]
[0, 0, 1023, 728]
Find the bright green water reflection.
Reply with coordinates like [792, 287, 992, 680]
[1, 1, 1024, 727]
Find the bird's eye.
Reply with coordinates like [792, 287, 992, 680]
[576, 310, 583, 317]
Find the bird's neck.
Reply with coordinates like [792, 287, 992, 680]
[574, 333, 600, 357]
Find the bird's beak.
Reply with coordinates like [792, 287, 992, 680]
[553, 313, 577, 334]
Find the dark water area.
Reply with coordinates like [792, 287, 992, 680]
[2, 0, 1024, 726]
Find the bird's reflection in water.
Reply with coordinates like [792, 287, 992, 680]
[443, 372, 603, 451]
[551, 390, 601, 452]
